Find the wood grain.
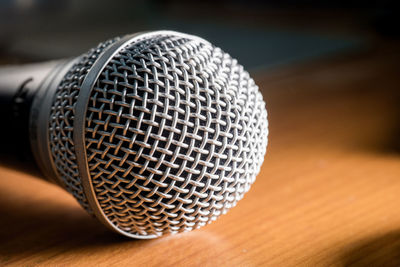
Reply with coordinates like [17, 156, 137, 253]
[1, 43, 400, 266]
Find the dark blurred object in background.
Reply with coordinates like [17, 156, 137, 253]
[1, 0, 398, 70]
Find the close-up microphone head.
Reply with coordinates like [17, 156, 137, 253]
[29, 31, 268, 239]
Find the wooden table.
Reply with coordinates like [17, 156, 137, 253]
[1, 42, 399, 266]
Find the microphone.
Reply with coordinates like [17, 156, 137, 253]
[0, 31, 268, 239]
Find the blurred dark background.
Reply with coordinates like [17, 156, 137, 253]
[0, 0, 398, 71]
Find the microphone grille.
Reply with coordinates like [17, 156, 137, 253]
[85, 34, 268, 237]
[48, 31, 268, 238]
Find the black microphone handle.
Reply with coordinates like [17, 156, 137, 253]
[0, 60, 65, 175]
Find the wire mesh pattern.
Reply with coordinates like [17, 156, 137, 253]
[49, 38, 119, 211]
[84, 34, 268, 237]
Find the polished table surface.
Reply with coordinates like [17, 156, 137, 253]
[1, 43, 400, 266]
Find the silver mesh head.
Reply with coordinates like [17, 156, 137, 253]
[47, 31, 268, 238]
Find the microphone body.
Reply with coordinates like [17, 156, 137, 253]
[0, 31, 269, 239]
[0, 61, 66, 171]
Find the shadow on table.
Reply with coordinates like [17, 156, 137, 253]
[0, 175, 239, 265]
[339, 229, 400, 267]
[0, 180, 142, 263]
